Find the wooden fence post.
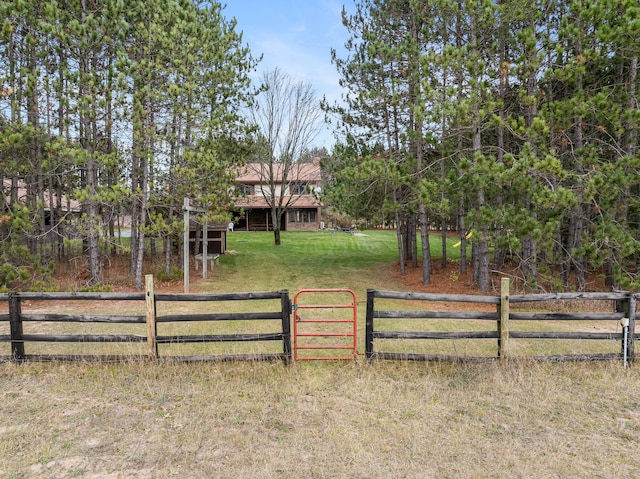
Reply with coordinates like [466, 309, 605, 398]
[618, 293, 636, 364]
[183, 197, 190, 294]
[498, 278, 510, 361]
[365, 290, 375, 359]
[9, 292, 25, 361]
[145, 274, 158, 359]
[280, 290, 292, 364]
[628, 294, 636, 363]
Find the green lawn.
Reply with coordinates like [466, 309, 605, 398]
[210, 229, 460, 294]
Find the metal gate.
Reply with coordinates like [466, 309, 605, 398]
[293, 289, 357, 361]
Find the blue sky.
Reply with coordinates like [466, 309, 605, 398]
[222, 0, 354, 149]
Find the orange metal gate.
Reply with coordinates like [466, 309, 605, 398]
[293, 289, 357, 361]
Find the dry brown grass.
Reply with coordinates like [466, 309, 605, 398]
[2, 359, 640, 478]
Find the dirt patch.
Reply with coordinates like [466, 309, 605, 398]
[53, 256, 204, 294]
[389, 261, 486, 296]
[390, 259, 611, 297]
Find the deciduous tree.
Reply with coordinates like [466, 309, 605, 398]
[248, 68, 321, 246]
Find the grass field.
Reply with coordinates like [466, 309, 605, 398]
[1, 230, 639, 478]
[215, 229, 413, 292]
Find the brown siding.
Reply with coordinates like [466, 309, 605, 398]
[286, 221, 320, 231]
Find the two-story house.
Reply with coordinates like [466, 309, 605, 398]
[232, 158, 322, 232]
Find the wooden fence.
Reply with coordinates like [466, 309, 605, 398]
[366, 278, 637, 363]
[0, 275, 292, 363]
[2, 275, 638, 364]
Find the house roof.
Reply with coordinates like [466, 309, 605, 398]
[3, 179, 81, 212]
[233, 194, 321, 209]
[236, 158, 321, 184]
[188, 220, 228, 230]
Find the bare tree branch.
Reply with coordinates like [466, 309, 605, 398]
[248, 68, 322, 245]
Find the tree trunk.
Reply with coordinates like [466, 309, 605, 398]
[395, 195, 405, 276]
[134, 111, 150, 290]
[272, 207, 281, 246]
[459, 199, 467, 276]
[420, 204, 431, 285]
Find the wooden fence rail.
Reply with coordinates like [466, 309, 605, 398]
[366, 278, 637, 364]
[1, 275, 638, 365]
[0, 275, 292, 364]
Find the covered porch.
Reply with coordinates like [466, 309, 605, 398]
[235, 208, 285, 232]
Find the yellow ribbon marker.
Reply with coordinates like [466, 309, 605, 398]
[453, 231, 473, 248]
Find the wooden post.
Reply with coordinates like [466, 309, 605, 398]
[183, 197, 190, 293]
[9, 292, 25, 361]
[498, 277, 510, 361]
[618, 293, 636, 363]
[628, 294, 636, 362]
[145, 274, 158, 359]
[365, 289, 375, 359]
[280, 290, 292, 364]
[203, 216, 208, 279]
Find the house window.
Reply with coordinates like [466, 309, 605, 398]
[290, 209, 316, 223]
[290, 183, 307, 195]
[238, 184, 254, 195]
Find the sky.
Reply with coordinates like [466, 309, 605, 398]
[222, 0, 355, 150]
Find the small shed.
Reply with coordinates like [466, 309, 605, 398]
[189, 221, 227, 256]
[183, 197, 231, 293]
